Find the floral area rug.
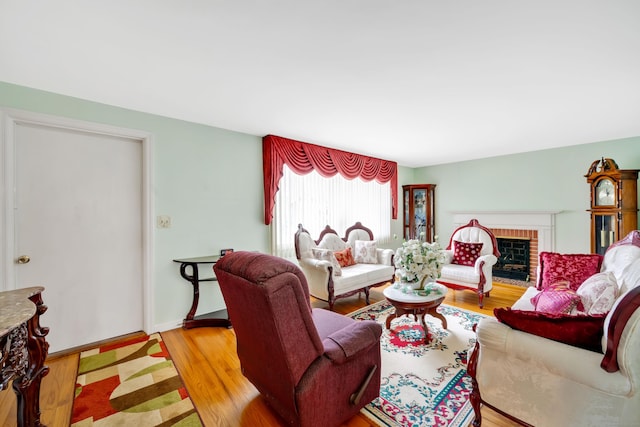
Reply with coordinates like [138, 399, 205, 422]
[350, 300, 486, 427]
[71, 333, 202, 426]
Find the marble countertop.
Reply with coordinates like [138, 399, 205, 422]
[0, 286, 44, 337]
[383, 282, 448, 303]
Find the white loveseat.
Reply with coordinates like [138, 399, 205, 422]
[468, 231, 640, 427]
[294, 222, 395, 310]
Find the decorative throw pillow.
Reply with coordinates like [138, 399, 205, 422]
[538, 252, 603, 290]
[452, 240, 483, 266]
[577, 271, 618, 315]
[530, 281, 583, 314]
[494, 307, 607, 353]
[354, 240, 378, 264]
[618, 258, 640, 295]
[334, 247, 356, 268]
[311, 248, 342, 276]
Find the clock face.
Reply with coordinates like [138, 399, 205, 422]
[595, 178, 615, 206]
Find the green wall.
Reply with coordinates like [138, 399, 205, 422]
[412, 139, 640, 253]
[1, 81, 639, 331]
[0, 81, 267, 328]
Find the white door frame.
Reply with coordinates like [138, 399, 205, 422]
[1, 108, 155, 335]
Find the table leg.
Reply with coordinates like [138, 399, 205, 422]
[385, 309, 397, 329]
[428, 307, 448, 330]
[178, 262, 231, 329]
[179, 262, 200, 324]
[13, 292, 50, 427]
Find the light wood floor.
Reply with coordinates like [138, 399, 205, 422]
[0, 282, 526, 427]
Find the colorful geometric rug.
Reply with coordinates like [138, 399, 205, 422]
[71, 333, 202, 426]
[350, 301, 486, 427]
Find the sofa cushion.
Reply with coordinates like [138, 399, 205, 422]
[538, 252, 603, 290]
[577, 271, 618, 315]
[452, 240, 483, 266]
[311, 248, 342, 276]
[333, 263, 395, 295]
[494, 307, 607, 353]
[354, 240, 378, 264]
[531, 282, 583, 314]
[334, 247, 356, 268]
[439, 263, 480, 283]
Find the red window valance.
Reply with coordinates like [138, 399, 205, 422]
[263, 134, 398, 225]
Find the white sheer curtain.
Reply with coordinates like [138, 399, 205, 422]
[272, 164, 391, 260]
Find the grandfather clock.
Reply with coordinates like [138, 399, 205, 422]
[585, 158, 639, 255]
[402, 184, 436, 242]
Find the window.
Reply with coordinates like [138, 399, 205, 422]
[272, 165, 391, 259]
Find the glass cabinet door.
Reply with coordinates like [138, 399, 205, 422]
[402, 184, 436, 242]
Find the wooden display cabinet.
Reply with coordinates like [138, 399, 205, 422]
[402, 184, 436, 242]
[585, 158, 639, 255]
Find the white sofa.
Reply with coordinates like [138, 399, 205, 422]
[468, 231, 640, 427]
[294, 222, 395, 310]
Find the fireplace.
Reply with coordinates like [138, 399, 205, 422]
[452, 211, 559, 287]
[494, 236, 530, 281]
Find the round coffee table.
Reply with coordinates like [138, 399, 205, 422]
[383, 283, 449, 343]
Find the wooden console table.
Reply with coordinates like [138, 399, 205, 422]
[0, 286, 49, 427]
[173, 256, 232, 329]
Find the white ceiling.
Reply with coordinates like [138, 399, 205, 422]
[1, 1, 639, 167]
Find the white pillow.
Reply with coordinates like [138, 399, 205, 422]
[576, 271, 618, 315]
[618, 258, 640, 295]
[354, 240, 378, 264]
[311, 248, 342, 276]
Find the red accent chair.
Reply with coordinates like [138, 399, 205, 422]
[437, 219, 500, 308]
[213, 251, 382, 427]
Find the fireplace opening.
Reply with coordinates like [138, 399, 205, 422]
[494, 237, 530, 281]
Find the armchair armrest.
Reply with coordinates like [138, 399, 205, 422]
[443, 250, 454, 264]
[474, 254, 497, 273]
[476, 317, 631, 395]
[299, 257, 332, 272]
[323, 320, 382, 364]
[376, 248, 394, 265]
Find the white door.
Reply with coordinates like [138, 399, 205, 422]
[12, 120, 144, 353]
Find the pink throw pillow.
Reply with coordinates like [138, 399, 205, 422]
[334, 247, 356, 268]
[538, 252, 603, 290]
[531, 282, 583, 314]
[452, 240, 483, 266]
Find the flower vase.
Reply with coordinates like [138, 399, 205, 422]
[413, 276, 435, 290]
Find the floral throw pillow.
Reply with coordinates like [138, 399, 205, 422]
[531, 281, 583, 314]
[311, 248, 342, 276]
[452, 240, 483, 266]
[334, 247, 356, 268]
[576, 271, 618, 315]
[538, 252, 603, 290]
[354, 240, 378, 264]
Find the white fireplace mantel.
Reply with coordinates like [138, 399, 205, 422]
[451, 211, 561, 252]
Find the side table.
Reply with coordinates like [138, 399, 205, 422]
[0, 286, 49, 427]
[173, 256, 232, 329]
[383, 283, 448, 344]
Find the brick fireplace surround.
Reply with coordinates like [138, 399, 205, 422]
[452, 211, 560, 288]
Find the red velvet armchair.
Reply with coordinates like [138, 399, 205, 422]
[213, 251, 382, 427]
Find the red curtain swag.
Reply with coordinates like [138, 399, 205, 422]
[263, 134, 398, 225]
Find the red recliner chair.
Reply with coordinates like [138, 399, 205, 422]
[213, 251, 382, 427]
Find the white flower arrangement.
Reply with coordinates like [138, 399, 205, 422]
[394, 239, 446, 287]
